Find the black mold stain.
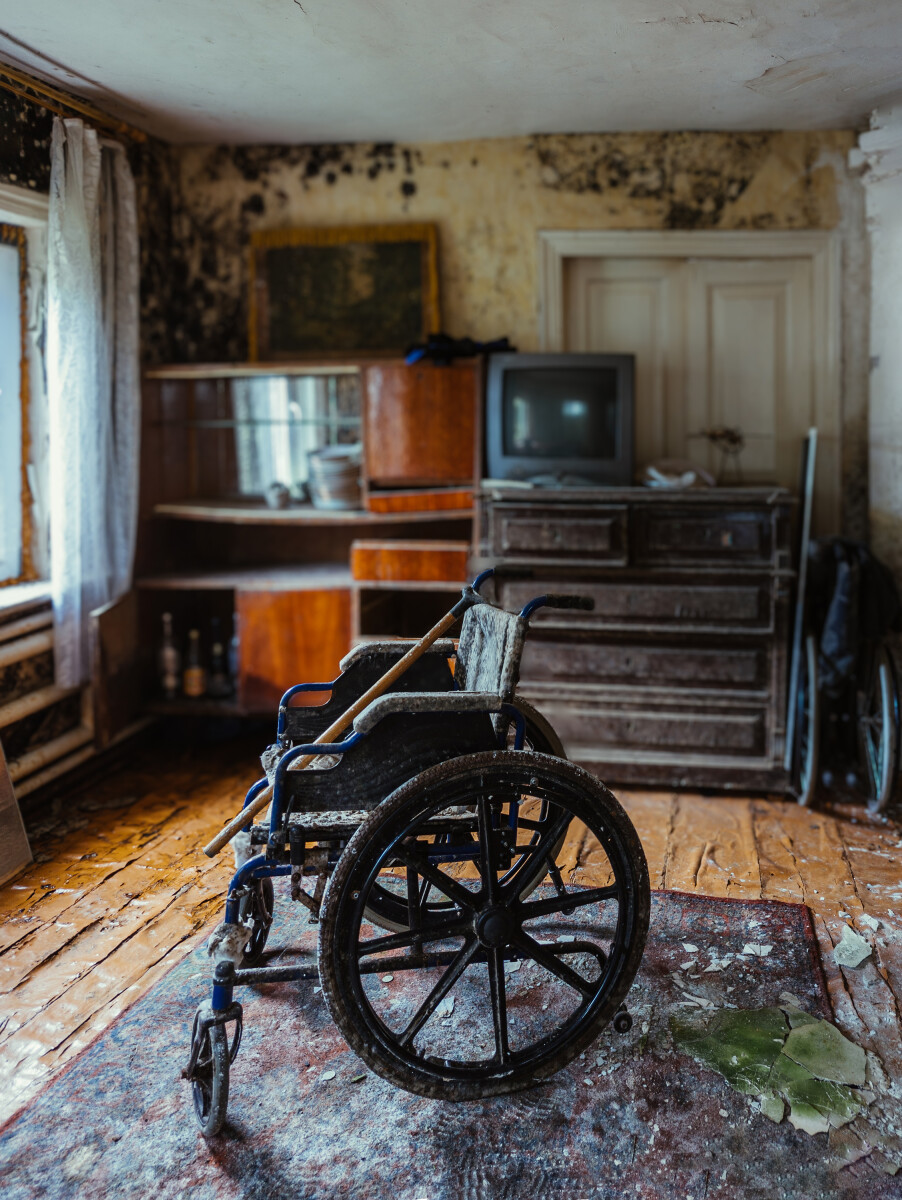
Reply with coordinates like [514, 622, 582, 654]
[531, 133, 772, 230]
[0, 90, 52, 189]
[400, 180, 416, 198]
[242, 192, 265, 215]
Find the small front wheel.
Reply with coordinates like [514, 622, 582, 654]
[190, 1016, 230, 1137]
[239, 877, 275, 966]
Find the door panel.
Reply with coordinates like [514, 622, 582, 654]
[566, 258, 684, 467]
[685, 258, 812, 488]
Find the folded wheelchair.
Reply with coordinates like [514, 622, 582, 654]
[184, 570, 650, 1135]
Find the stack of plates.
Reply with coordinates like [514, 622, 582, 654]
[308, 445, 362, 510]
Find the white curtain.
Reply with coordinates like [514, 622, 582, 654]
[46, 118, 140, 688]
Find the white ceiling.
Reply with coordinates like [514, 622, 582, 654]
[2, 0, 901, 144]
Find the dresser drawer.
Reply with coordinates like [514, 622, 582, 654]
[521, 637, 768, 692]
[491, 503, 628, 565]
[499, 577, 772, 632]
[634, 508, 774, 566]
[534, 698, 768, 758]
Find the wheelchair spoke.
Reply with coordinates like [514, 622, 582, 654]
[487, 945, 510, 1064]
[517, 884, 620, 922]
[357, 914, 471, 957]
[512, 929, 596, 1000]
[394, 844, 481, 911]
[477, 795, 500, 902]
[398, 937, 480, 1047]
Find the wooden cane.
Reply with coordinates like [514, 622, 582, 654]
[203, 605, 462, 857]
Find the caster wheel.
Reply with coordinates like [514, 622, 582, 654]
[190, 1015, 229, 1137]
[613, 1009, 633, 1034]
[239, 876, 274, 966]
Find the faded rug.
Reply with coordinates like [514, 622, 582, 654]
[0, 890, 891, 1200]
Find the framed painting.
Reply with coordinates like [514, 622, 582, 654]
[248, 223, 440, 360]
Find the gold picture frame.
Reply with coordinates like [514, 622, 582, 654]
[248, 223, 440, 361]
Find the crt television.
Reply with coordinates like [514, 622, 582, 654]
[484, 353, 635, 486]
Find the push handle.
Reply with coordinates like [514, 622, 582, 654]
[543, 594, 595, 611]
[518, 593, 595, 620]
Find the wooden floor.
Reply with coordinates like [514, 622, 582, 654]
[2, 732, 901, 1125]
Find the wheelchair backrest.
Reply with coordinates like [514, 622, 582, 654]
[455, 600, 528, 702]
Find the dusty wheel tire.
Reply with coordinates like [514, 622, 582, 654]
[239, 877, 274, 966]
[363, 703, 566, 933]
[319, 750, 650, 1101]
[794, 634, 820, 807]
[190, 1018, 229, 1137]
[861, 644, 900, 816]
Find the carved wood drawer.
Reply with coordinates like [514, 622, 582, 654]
[634, 508, 773, 565]
[490, 503, 628, 565]
[520, 637, 769, 693]
[499, 578, 772, 632]
[534, 699, 768, 758]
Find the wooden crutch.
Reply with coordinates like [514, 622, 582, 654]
[202, 583, 485, 858]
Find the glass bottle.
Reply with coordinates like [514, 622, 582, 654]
[207, 617, 232, 698]
[183, 628, 206, 698]
[158, 612, 181, 700]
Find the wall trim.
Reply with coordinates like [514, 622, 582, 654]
[537, 227, 842, 528]
[0, 183, 49, 227]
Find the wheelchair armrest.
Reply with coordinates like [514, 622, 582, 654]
[352, 691, 503, 735]
[339, 639, 457, 672]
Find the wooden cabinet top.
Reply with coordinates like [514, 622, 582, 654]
[477, 484, 793, 509]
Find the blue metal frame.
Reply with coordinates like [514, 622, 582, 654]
[210, 568, 553, 1015]
[277, 681, 334, 743]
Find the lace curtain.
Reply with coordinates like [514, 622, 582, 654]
[46, 118, 140, 688]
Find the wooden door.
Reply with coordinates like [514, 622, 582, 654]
[565, 254, 836, 531]
[237, 587, 351, 712]
[566, 257, 685, 468]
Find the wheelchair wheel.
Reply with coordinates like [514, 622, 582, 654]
[238, 877, 274, 966]
[362, 701, 566, 932]
[190, 1016, 230, 1137]
[793, 634, 820, 807]
[318, 750, 649, 1100]
[859, 644, 900, 815]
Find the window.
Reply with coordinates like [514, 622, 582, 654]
[0, 223, 30, 584]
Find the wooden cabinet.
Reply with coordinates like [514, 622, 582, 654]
[101, 360, 476, 723]
[363, 362, 480, 488]
[475, 485, 794, 791]
[237, 586, 351, 711]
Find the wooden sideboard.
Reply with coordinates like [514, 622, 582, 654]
[473, 485, 795, 791]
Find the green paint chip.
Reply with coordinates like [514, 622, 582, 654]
[671, 1005, 869, 1138]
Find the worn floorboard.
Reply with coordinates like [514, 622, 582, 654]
[1, 734, 900, 1127]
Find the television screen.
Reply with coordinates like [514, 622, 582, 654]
[485, 352, 634, 486]
[502, 368, 620, 460]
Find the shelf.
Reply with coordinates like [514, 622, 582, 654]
[136, 564, 353, 592]
[148, 418, 362, 429]
[152, 500, 473, 526]
[145, 362, 363, 380]
[145, 697, 247, 717]
[351, 579, 467, 592]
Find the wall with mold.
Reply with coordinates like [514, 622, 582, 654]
[857, 110, 902, 591]
[0, 89, 179, 364]
[174, 130, 868, 535]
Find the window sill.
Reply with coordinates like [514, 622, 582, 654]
[0, 580, 51, 620]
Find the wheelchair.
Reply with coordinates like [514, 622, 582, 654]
[183, 570, 650, 1135]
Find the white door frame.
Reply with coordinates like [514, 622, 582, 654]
[537, 229, 841, 517]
